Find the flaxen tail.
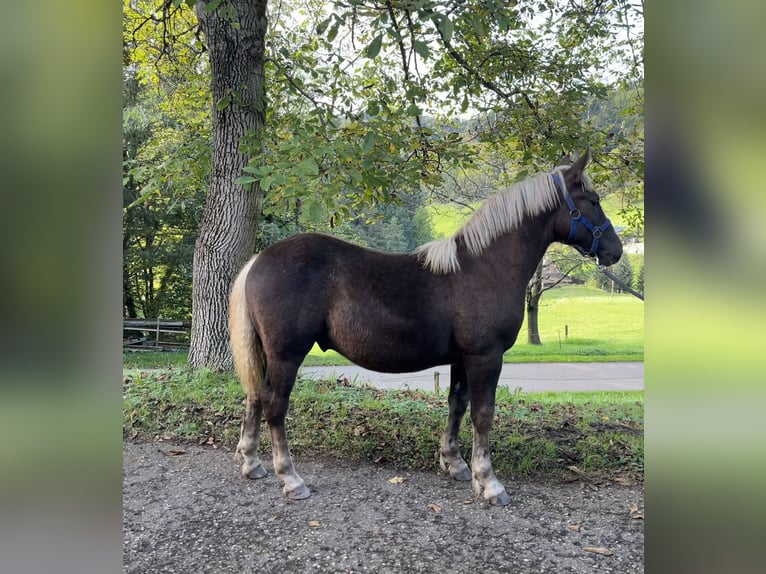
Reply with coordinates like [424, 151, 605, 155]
[229, 255, 265, 400]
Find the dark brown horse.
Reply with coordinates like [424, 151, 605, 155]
[229, 150, 622, 505]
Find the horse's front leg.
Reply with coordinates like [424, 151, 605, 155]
[439, 362, 472, 481]
[263, 360, 311, 500]
[466, 353, 511, 506]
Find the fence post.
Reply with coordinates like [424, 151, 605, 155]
[433, 371, 440, 395]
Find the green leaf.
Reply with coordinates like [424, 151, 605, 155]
[438, 16, 454, 43]
[236, 175, 257, 186]
[242, 165, 271, 176]
[205, 0, 223, 13]
[362, 131, 377, 153]
[316, 16, 332, 36]
[216, 94, 231, 111]
[302, 197, 324, 223]
[405, 103, 422, 117]
[413, 40, 430, 60]
[364, 34, 384, 59]
[367, 100, 380, 117]
[296, 158, 318, 176]
[327, 22, 340, 43]
[260, 175, 275, 192]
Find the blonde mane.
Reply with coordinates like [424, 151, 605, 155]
[414, 170, 565, 274]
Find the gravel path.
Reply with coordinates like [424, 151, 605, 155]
[123, 441, 644, 573]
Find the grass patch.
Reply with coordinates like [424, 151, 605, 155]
[123, 350, 189, 369]
[123, 369, 643, 483]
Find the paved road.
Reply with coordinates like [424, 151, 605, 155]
[300, 362, 643, 393]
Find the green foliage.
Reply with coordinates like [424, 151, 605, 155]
[122, 69, 207, 319]
[123, 1, 212, 319]
[635, 259, 644, 293]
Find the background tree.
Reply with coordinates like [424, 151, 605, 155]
[187, 0, 269, 370]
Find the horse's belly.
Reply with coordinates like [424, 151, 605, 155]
[324, 318, 450, 374]
[348, 350, 444, 374]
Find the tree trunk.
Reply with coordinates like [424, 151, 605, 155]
[526, 261, 543, 345]
[188, 0, 268, 371]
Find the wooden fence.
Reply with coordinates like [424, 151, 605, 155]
[123, 318, 191, 350]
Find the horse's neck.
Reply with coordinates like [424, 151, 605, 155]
[480, 215, 555, 284]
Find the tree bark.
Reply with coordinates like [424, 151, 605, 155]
[526, 261, 543, 345]
[188, 0, 267, 370]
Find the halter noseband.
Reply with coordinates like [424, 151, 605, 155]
[551, 171, 612, 257]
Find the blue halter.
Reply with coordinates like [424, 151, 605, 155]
[551, 172, 612, 257]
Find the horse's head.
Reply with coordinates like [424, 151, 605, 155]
[552, 150, 623, 266]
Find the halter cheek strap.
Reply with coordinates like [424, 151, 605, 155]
[551, 172, 612, 257]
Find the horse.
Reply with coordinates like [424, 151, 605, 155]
[228, 149, 622, 506]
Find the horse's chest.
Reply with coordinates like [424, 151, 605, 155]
[453, 297, 524, 351]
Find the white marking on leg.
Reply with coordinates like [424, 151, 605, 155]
[471, 443, 510, 505]
[272, 448, 309, 499]
[236, 435, 267, 479]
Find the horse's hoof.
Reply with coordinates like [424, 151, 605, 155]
[486, 489, 511, 507]
[284, 482, 311, 500]
[451, 467, 472, 482]
[242, 462, 268, 480]
[441, 455, 472, 481]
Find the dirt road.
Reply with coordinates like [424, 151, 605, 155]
[123, 441, 643, 573]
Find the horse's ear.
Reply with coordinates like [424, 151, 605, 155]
[564, 147, 591, 187]
[555, 154, 573, 167]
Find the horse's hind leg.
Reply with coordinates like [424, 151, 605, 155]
[236, 395, 267, 479]
[440, 362, 472, 482]
[263, 358, 311, 500]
